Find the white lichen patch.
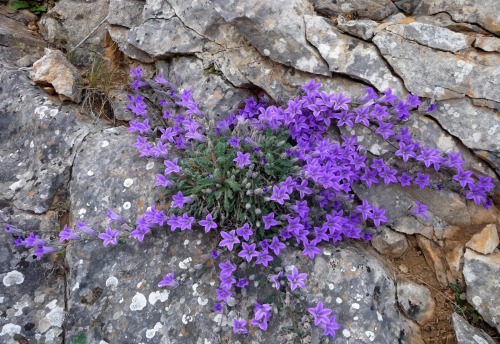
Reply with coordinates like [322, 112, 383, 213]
[472, 295, 482, 306]
[182, 314, 193, 324]
[87, 170, 94, 176]
[365, 331, 375, 341]
[148, 290, 169, 305]
[342, 329, 351, 338]
[3, 270, 24, 286]
[198, 297, 208, 306]
[72, 282, 79, 292]
[130, 292, 147, 311]
[78, 208, 86, 215]
[184, 239, 190, 246]
[14, 300, 29, 316]
[123, 202, 131, 210]
[101, 140, 110, 148]
[179, 257, 192, 269]
[351, 303, 360, 310]
[106, 276, 119, 288]
[336, 297, 343, 304]
[146, 162, 155, 170]
[46, 300, 57, 309]
[328, 284, 334, 290]
[123, 178, 134, 187]
[0, 323, 21, 336]
[47, 307, 65, 327]
[146, 329, 156, 339]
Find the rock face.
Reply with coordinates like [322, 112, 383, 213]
[465, 224, 499, 255]
[463, 249, 500, 332]
[452, 313, 496, 344]
[311, 0, 399, 21]
[30, 49, 82, 102]
[371, 226, 408, 257]
[396, 281, 436, 326]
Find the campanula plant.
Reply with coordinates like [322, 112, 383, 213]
[6, 66, 496, 340]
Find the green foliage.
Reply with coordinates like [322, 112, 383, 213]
[11, 0, 46, 14]
[73, 332, 87, 344]
[450, 283, 483, 325]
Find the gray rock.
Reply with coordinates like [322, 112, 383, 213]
[337, 16, 379, 40]
[465, 224, 499, 255]
[311, 0, 399, 21]
[474, 36, 500, 52]
[0, 209, 65, 344]
[392, 0, 421, 14]
[108, 26, 156, 64]
[452, 313, 496, 344]
[0, 14, 45, 64]
[30, 49, 82, 103]
[166, 57, 254, 119]
[396, 280, 436, 325]
[373, 30, 500, 103]
[463, 249, 500, 332]
[127, 18, 207, 58]
[371, 226, 408, 257]
[108, 0, 145, 28]
[304, 15, 406, 95]
[211, 0, 331, 76]
[109, 88, 136, 121]
[385, 22, 472, 52]
[418, 0, 500, 35]
[416, 235, 449, 288]
[0, 67, 90, 214]
[142, 0, 175, 20]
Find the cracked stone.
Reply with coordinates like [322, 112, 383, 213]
[337, 16, 379, 40]
[142, 0, 175, 21]
[445, 242, 464, 284]
[452, 313, 496, 344]
[465, 224, 499, 255]
[108, 0, 144, 28]
[371, 226, 408, 257]
[473, 36, 500, 52]
[108, 26, 155, 64]
[416, 235, 450, 288]
[311, 0, 399, 21]
[396, 280, 436, 326]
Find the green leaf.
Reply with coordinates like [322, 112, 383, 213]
[30, 4, 46, 11]
[11, 0, 31, 9]
[74, 332, 87, 344]
[215, 190, 223, 200]
[225, 179, 241, 191]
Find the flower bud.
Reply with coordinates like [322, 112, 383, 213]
[254, 208, 261, 215]
[276, 140, 286, 147]
[255, 221, 261, 227]
[254, 188, 263, 195]
[245, 203, 251, 210]
[246, 190, 253, 196]
[245, 183, 251, 189]
[242, 178, 248, 184]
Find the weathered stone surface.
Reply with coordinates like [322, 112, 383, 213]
[0, 67, 90, 214]
[466, 224, 499, 255]
[311, 0, 399, 21]
[371, 226, 408, 257]
[463, 249, 500, 332]
[30, 49, 82, 102]
[142, 0, 175, 20]
[452, 313, 496, 344]
[385, 22, 472, 52]
[446, 243, 464, 283]
[211, 0, 330, 76]
[474, 36, 500, 52]
[165, 56, 254, 119]
[419, 0, 500, 35]
[373, 30, 500, 102]
[0, 14, 45, 64]
[337, 16, 378, 40]
[0, 209, 64, 344]
[127, 18, 207, 58]
[392, 0, 421, 14]
[396, 280, 436, 325]
[107, 0, 144, 28]
[107, 26, 155, 64]
[430, 98, 500, 154]
[416, 235, 449, 288]
[304, 15, 405, 95]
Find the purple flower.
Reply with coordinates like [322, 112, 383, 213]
[413, 172, 430, 189]
[269, 236, 286, 256]
[287, 267, 307, 291]
[302, 79, 322, 94]
[219, 230, 240, 251]
[178, 213, 195, 231]
[320, 315, 341, 338]
[158, 273, 177, 287]
[250, 316, 269, 331]
[254, 302, 272, 321]
[238, 242, 258, 262]
[34, 244, 57, 260]
[130, 66, 143, 79]
[269, 185, 290, 205]
[172, 191, 191, 208]
[375, 121, 394, 140]
[262, 212, 280, 230]
[98, 227, 120, 246]
[233, 151, 251, 168]
[167, 214, 181, 231]
[24, 233, 43, 247]
[453, 169, 474, 188]
[397, 172, 413, 187]
[302, 240, 321, 259]
[130, 225, 151, 242]
[378, 166, 398, 186]
[219, 260, 236, 277]
[228, 136, 241, 148]
[291, 200, 309, 218]
[395, 142, 416, 162]
[356, 200, 373, 221]
[107, 209, 125, 224]
[233, 319, 248, 334]
[269, 272, 283, 290]
[412, 201, 429, 220]
[236, 278, 249, 288]
[371, 207, 388, 227]
[214, 303, 223, 312]
[466, 184, 487, 205]
[164, 158, 181, 175]
[308, 301, 332, 326]
[199, 214, 217, 233]
[74, 221, 96, 236]
[255, 250, 273, 267]
[296, 179, 312, 198]
[236, 223, 253, 241]
[446, 152, 465, 170]
[216, 288, 232, 302]
[155, 174, 174, 188]
[4, 225, 23, 236]
[477, 176, 494, 193]
[59, 225, 80, 242]
[211, 249, 220, 260]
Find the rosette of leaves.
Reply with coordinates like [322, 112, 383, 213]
[11, 0, 46, 14]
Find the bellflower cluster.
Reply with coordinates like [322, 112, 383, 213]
[6, 67, 496, 341]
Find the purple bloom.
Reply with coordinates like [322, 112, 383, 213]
[211, 250, 220, 260]
[375, 121, 394, 140]
[167, 214, 181, 231]
[24, 233, 43, 247]
[287, 267, 307, 291]
[214, 303, 223, 312]
[219, 260, 236, 277]
[308, 301, 332, 326]
[254, 302, 272, 321]
[233, 319, 248, 334]
[236, 278, 249, 288]
[178, 213, 195, 231]
[269, 236, 286, 256]
[446, 152, 465, 170]
[412, 201, 429, 220]
[4, 225, 23, 236]
[238, 242, 258, 262]
[107, 209, 125, 224]
[172, 191, 191, 208]
[302, 79, 322, 94]
[233, 151, 251, 168]
[269, 271, 283, 290]
[453, 169, 474, 188]
[216, 288, 232, 302]
[320, 315, 341, 338]
[477, 176, 494, 193]
[236, 223, 253, 241]
[296, 179, 312, 198]
[98, 227, 120, 246]
[262, 212, 280, 230]
[395, 142, 416, 162]
[158, 273, 177, 287]
[155, 174, 174, 188]
[356, 200, 373, 221]
[34, 244, 57, 260]
[302, 240, 321, 259]
[59, 225, 80, 242]
[199, 214, 217, 233]
[466, 184, 487, 205]
[219, 230, 240, 251]
[130, 66, 143, 79]
[164, 158, 181, 175]
[406, 94, 421, 108]
[291, 200, 309, 218]
[371, 207, 388, 227]
[75, 221, 96, 236]
[228, 136, 241, 148]
[130, 225, 151, 242]
[270, 185, 290, 205]
[250, 316, 269, 331]
[397, 172, 413, 187]
[378, 166, 398, 186]
[413, 172, 431, 189]
[255, 250, 273, 267]
[334, 92, 351, 111]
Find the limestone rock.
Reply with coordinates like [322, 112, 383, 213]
[445, 243, 464, 284]
[452, 313, 496, 344]
[392, 0, 421, 14]
[0, 14, 45, 64]
[30, 49, 82, 102]
[396, 280, 436, 325]
[466, 224, 499, 255]
[337, 16, 378, 40]
[108, 26, 155, 64]
[127, 18, 207, 58]
[142, 0, 175, 20]
[474, 36, 500, 52]
[210, 0, 330, 76]
[371, 227, 408, 257]
[311, 0, 399, 21]
[108, 0, 145, 28]
[385, 22, 472, 52]
[418, 0, 500, 35]
[0, 67, 90, 213]
[304, 15, 405, 95]
[416, 235, 449, 288]
[463, 249, 500, 332]
[373, 30, 500, 103]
